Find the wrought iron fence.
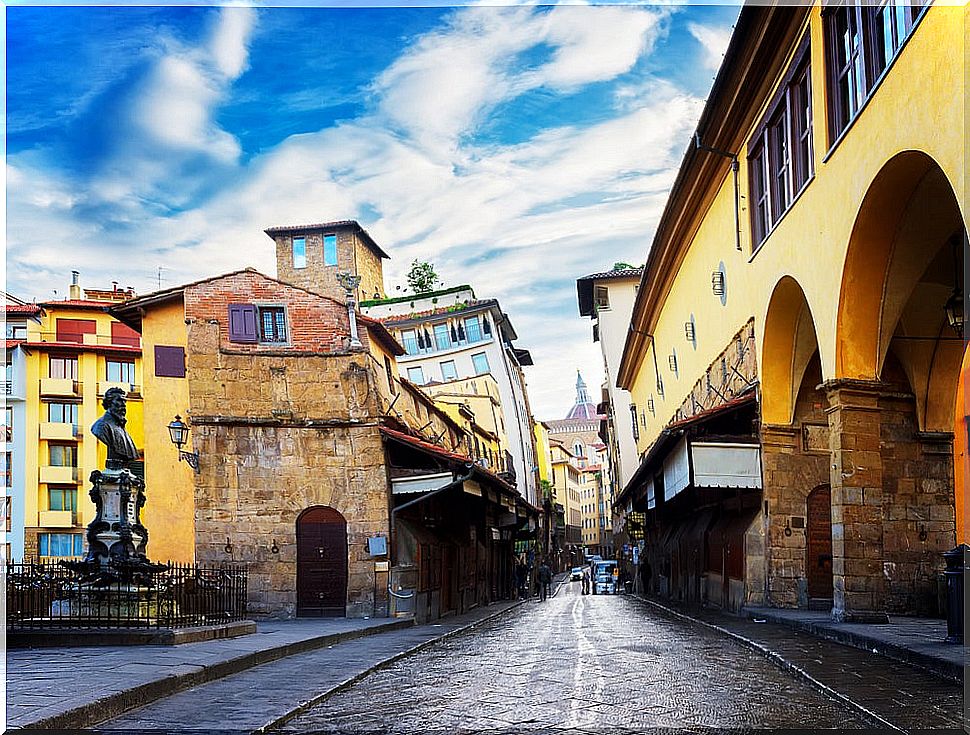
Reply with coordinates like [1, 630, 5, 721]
[5, 561, 248, 630]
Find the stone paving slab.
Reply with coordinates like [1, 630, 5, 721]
[92, 599, 526, 734]
[744, 605, 965, 682]
[635, 595, 964, 732]
[6, 616, 412, 730]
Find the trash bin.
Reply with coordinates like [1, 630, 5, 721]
[943, 543, 969, 644]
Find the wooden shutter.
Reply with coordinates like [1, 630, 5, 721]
[228, 304, 258, 343]
[56, 319, 96, 344]
[154, 346, 186, 378]
[111, 322, 141, 347]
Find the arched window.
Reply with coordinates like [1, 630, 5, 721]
[573, 441, 584, 458]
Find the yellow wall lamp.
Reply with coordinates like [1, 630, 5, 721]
[167, 415, 201, 473]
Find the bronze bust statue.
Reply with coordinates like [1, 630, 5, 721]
[91, 387, 139, 466]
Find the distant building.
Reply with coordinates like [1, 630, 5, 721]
[544, 372, 602, 468]
[362, 286, 539, 505]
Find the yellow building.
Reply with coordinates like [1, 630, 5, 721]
[19, 274, 143, 562]
[549, 441, 583, 567]
[616, 4, 965, 619]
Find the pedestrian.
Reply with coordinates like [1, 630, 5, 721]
[538, 559, 552, 602]
[581, 568, 590, 595]
[515, 560, 528, 600]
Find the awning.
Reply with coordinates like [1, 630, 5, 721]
[691, 441, 762, 489]
[391, 472, 453, 495]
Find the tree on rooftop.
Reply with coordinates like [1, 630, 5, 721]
[407, 260, 442, 294]
[612, 262, 636, 271]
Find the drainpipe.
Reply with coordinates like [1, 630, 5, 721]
[694, 132, 741, 252]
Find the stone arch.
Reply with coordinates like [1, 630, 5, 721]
[836, 151, 964, 427]
[761, 276, 822, 426]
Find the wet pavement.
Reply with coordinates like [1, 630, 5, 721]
[280, 582, 877, 732]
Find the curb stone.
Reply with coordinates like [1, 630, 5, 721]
[256, 598, 530, 733]
[630, 595, 904, 733]
[23, 619, 414, 731]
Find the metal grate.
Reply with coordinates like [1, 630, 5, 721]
[5, 561, 248, 630]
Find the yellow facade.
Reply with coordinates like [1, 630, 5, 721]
[22, 296, 143, 561]
[533, 421, 552, 489]
[621, 5, 965, 455]
[138, 298, 193, 563]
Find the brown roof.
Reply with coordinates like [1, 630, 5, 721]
[5, 304, 42, 315]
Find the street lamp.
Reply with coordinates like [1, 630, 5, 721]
[944, 288, 964, 336]
[168, 415, 200, 473]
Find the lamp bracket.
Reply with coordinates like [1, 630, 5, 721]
[179, 450, 201, 473]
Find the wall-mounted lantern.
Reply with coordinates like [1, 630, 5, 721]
[711, 271, 726, 296]
[167, 415, 200, 473]
[684, 320, 695, 342]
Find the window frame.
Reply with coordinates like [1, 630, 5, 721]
[48, 402, 79, 426]
[40, 532, 84, 557]
[406, 366, 426, 385]
[748, 34, 814, 251]
[323, 234, 338, 266]
[48, 443, 77, 468]
[292, 236, 307, 269]
[106, 359, 135, 384]
[48, 485, 77, 512]
[440, 360, 458, 382]
[471, 352, 490, 376]
[2, 451, 10, 488]
[256, 305, 289, 344]
[49, 355, 78, 380]
[823, 0, 928, 149]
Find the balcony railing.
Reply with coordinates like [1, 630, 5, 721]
[97, 381, 141, 397]
[6, 562, 248, 630]
[35, 332, 141, 349]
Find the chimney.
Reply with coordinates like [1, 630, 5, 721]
[112, 281, 118, 293]
[69, 271, 81, 300]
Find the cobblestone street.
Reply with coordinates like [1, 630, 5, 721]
[280, 582, 877, 732]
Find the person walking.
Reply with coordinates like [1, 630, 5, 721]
[581, 567, 590, 595]
[538, 560, 552, 602]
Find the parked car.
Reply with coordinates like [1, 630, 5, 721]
[570, 567, 583, 581]
[594, 574, 617, 595]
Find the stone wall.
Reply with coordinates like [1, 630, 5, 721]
[273, 227, 384, 304]
[184, 272, 392, 617]
[760, 356, 831, 608]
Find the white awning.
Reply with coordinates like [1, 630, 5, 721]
[391, 471, 453, 495]
[663, 436, 689, 501]
[690, 441, 762, 489]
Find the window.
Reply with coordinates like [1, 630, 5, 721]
[6, 324, 26, 340]
[3, 496, 10, 533]
[407, 366, 426, 385]
[49, 356, 78, 380]
[111, 322, 140, 348]
[2, 407, 10, 442]
[39, 533, 84, 557]
[471, 352, 490, 376]
[154, 346, 185, 378]
[259, 307, 287, 343]
[433, 323, 451, 351]
[748, 38, 813, 248]
[292, 236, 307, 269]
[48, 402, 78, 426]
[825, 0, 925, 141]
[49, 444, 77, 467]
[594, 286, 610, 311]
[440, 360, 458, 382]
[573, 441, 584, 458]
[630, 404, 640, 442]
[55, 319, 96, 344]
[323, 234, 338, 266]
[464, 317, 483, 343]
[48, 486, 76, 511]
[106, 360, 135, 384]
[2, 452, 10, 487]
[401, 329, 419, 356]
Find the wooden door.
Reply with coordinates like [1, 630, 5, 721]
[806, 485, 833, 600]
[296, 506, 348, 617]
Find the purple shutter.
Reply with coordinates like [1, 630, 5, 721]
[154, 346, 186, 378]
[228, 304, 258, 343]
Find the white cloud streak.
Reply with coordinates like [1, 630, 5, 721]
[7, 4, 709, 417]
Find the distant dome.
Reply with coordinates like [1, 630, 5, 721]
[565, 371, 598, 420]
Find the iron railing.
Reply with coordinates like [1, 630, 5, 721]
[5, 561, 248, 630]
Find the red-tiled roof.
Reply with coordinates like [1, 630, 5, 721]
[5, 304, 42, 315]
[39, 299, 113, 310]
[6, 340, 24, 349]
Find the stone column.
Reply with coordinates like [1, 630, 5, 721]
[823, 379, 889, 622]
[759, 424, 801, 608]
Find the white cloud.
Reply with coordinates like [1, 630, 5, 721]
[7, 5, 708, 416]
[687, 21, 732, 72]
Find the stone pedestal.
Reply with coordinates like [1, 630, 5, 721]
[52, 582, 175, 622]
[824, 380, 889, 622]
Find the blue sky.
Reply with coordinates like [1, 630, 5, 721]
[6, 3, 740, 418]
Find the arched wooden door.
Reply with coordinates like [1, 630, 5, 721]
[296, 506, 348, 617]
[806, 485, 833, 601]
